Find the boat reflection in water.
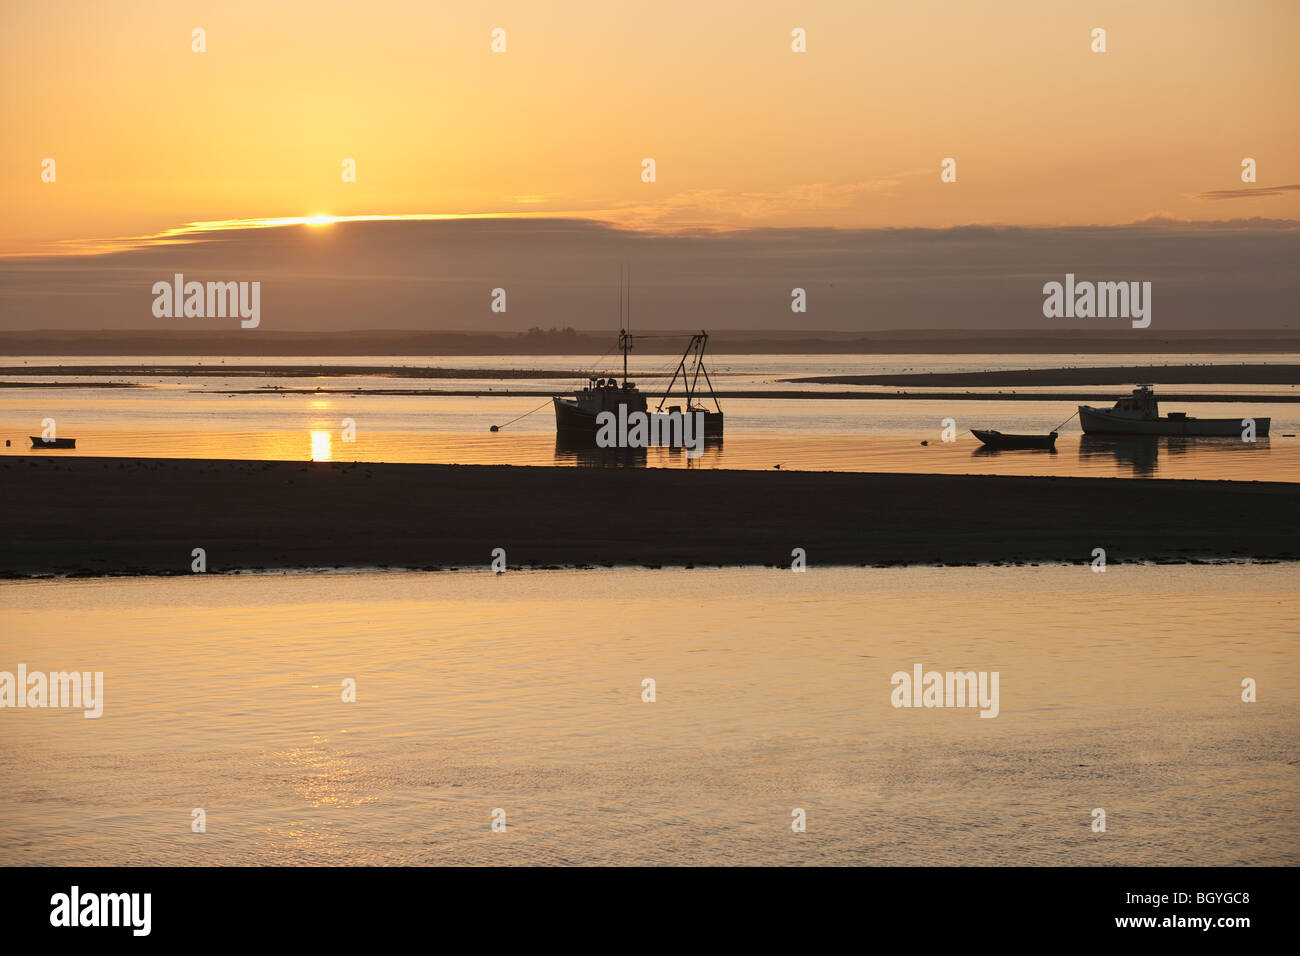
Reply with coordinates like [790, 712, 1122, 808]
[554, 433, 723, 468]
[1078, 434, 1270, 477]
[1079, 435, 1160, 475]
[972, 444, 1058, 458]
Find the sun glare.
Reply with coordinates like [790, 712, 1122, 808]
[310, 430, 332, 461]
[305, 215, 335, 228]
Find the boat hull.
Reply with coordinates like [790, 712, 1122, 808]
[553, 399, 722, 444]
[29, 436, 76, 449]
[553, 397, 649, 439]
[1079, 406, 1270, 437]
[971, 429, 1057, 450]
[553, 397, 600, 437]
[674, 409, 724, 437]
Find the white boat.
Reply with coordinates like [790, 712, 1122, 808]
[1078, 386, 1269, 437]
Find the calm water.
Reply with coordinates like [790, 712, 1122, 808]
[2, 353, 1297, 480]
[1, 565, 1296, 865]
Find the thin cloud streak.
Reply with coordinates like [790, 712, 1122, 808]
[1192, 184, 1300, 201]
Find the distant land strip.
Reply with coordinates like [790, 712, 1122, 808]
[2, 457, 1296, 577]
[786, 364, 1300, 386]
[6, 362, 1300, 386]
[3, 383, 1295, 402]
[0, 365, 584, 379]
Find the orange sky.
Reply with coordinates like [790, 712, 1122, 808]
[2, 0, 1298, 254]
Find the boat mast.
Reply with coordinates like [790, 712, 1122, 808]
[690, 332, 722, 413]
[656, 332, 722, 414]
[620, 329, 630, 386]
[620, 264, 631, 387]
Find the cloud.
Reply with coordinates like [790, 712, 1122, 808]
[585, 179, 908, 229]
[1130, 213, 1300, 230]
[1191, 184, 1300, 201]
[3, 216, 1298, 333]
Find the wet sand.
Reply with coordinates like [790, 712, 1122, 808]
[2, 456, 1296, 576]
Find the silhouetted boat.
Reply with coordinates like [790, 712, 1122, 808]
[654, 331, 724, 437]
[971, 429, 1057, 450]
[554, 268, 722, 444]
[30, 436, 76, 448]
[553, 330, 649, 438]
[553, 330, 723, 442]
[1079, 386, 1269, 437]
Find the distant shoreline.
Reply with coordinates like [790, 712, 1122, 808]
[5, 361, 1300, 384]
[3, 456, 1295, 577]
[4, 384, 1297, 402]
[0, 364, 583, 379]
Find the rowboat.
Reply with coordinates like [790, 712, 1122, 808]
[971, 429, 1057, 450]
[29, 436, 76, 449]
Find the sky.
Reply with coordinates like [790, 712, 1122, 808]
[1, 0, 1297, 330]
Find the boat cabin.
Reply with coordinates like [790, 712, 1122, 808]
[1108, 386, 1159, 420]
[580, 376, 637, 398]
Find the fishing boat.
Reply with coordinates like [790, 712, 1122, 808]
[553, 329, 649, 438]
[971, 429, 1057, 450]
[1079, 386, 1269, 437]
[552, 330, 724, 441]
[552, 269, 722, 443]
[29, 436, 76, 449]
[652, 331, 724, 438]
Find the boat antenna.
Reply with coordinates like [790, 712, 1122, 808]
[620, 263, 631, 387]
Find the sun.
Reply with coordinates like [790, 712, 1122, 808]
[304, 214, 335, 227]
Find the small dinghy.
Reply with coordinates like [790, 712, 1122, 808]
[971, 429, 1056, 450]
[30, 436, 76, 449]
